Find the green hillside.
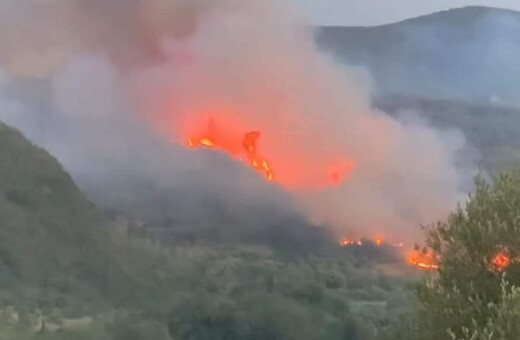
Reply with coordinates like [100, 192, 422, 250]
[0, 123, 178, 337]
[0, 123, 418, 339]
[0, 121, 105, 290]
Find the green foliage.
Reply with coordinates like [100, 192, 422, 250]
[0, 123, 180, 315]
[168, 294, 247, 340]
[442, 282, 520, 340]
[241, 293, 335, 340]
[417, 171, 520, 339]
[108, 314, 170, 340]
[0, 123, 416, 339]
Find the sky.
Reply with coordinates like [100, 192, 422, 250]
[297, 0, 520, 26]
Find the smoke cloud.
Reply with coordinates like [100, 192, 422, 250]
[0, 0, 469, 243]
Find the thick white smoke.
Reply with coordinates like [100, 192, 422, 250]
[0, 0, 469, 242]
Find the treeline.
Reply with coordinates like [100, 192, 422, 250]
[0, 240, 417, 339]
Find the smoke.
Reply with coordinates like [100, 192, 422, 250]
[0, 0, 469, 243]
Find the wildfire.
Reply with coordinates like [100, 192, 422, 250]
[407, 249, 439, 271]
[243, 131, 274, 181]
[339, 236, 401, 248]
[491, 250, 511, 272]
[406, 247, 519, 272]
[183, 115, 354, 188]
[340, 238, 515, 272]
[340, 238, 362, 247]
[186, 117, 274, 182]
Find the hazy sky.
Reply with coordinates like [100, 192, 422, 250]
[297, 0, 520, 26]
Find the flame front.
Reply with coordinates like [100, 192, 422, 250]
[407, 250, 439, 270]
[339, 236, 394, 248]
[340, 238, 515, 272]
[243, 131, 274, 181]
[188, 128, 274, 182]
[183, 115, 354, 188]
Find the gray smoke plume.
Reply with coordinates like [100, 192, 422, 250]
[0, 0, 470, 244]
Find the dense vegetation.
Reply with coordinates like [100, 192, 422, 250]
[0, 123, 418, 339]
[415, 171, 520, 339]
[1, 120, 520, 339]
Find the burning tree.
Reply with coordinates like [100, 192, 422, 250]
[416, 171, 520, 340]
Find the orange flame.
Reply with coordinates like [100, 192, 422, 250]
[339, 238, 364, 247]
[189, 137, 215, 148]
[407, 249, 439, 270]
[340, 238, 355, 247]
[491, 250, 511, 272]
[339, 237, 440, 271]
[243, 131, 274, 181]
[188, 129, 274, 182]
[183, 115, 354, 188]
[339, 236, 396, 248]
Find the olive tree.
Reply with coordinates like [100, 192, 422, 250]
[416, 171, 520, 340]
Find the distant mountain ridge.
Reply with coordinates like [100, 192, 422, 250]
[375, 95, 520, 171]
[316, 6, 520, 105]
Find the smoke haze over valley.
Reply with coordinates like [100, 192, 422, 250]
[2, 2, 520, 339]
[0, 1, 491, 245]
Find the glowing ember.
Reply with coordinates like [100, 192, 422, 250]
[407, 250, 439, 270]
[491, 250, 511, 272]
[339, 236, 398, 248]
[340, 238, 355, 247]
[339, 238, 365, 247]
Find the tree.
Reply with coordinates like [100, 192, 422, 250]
[240, 293, 335, 340]
[168, 294, 247, 340]
[416, 171, 520, 339]
[109, 315, 170, 340]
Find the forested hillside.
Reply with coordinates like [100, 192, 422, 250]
[0, 122, 177, 338]
[0, 123, 418, 339]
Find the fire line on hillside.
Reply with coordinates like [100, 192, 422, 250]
[339, 239, 517, 272]
[182, 115, 355, 189]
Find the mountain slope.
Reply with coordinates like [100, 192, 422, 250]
[0, 122, 102, 281]
[376, 95, 520, 171]
[316, 6, 520, 104]
[0, 122, 174, 312]
[0, 123, 416, 340]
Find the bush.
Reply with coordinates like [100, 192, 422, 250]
[108, 315, 170, 340]
[416, 171, 520, 339]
